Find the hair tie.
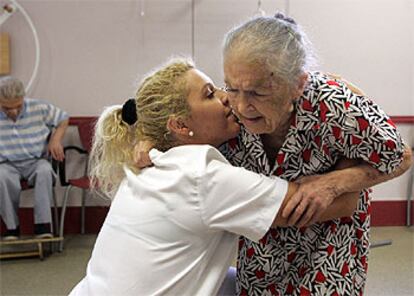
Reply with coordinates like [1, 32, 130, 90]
[274, 12, 297, 40]
[274, 12, 297, 25]
[121, 98, 138, 125]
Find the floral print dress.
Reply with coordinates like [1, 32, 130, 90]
[220, 72, 404, 296]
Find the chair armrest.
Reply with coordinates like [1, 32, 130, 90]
[59, 145, 88, 186]
[50, 158, 59, 175]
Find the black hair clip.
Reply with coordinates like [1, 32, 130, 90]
[121, 98, 138, 125]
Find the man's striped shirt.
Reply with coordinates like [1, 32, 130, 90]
[0, 98, 69, 162]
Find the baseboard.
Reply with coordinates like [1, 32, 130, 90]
[0, 207, 109, 235]
[370, 200, 412, 226]
[1, 201, 413, 235]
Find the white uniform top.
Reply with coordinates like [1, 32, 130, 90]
[69, 145, 288, 296]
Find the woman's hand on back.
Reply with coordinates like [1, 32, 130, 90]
[133, 140, 154, 169]
[326, 73, 366, 96]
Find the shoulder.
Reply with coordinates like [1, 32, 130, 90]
[302, 72, 351, 103]
[25, 98, 49, 106]
[24, 98, 53, 112]
[150, 145, 229, 174]
[298, 72, 363, 120]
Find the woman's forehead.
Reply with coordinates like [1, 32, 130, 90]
[187, 69, 213, 90]
[225, 67, 273, 90]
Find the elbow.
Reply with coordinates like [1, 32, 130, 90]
[343, 194, 359, 217]
[400, 145, 413, 174]
[405, 146, 413, 169]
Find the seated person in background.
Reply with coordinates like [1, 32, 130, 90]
[69, 58, 359, 296]
[0, 76, 69, 240]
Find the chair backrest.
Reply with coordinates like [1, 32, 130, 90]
[77, 118, 97, 153]
[58, 117, 97, 186]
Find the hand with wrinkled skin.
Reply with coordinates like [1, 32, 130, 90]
[47, 119, 69, 162]
[48, 138, 65, 161]
[326, 73, 366, 96]
[282, 174, 340, 228]
[282, 158, 361, 228]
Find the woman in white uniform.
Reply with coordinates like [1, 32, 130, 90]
[69, 58, 358, 296]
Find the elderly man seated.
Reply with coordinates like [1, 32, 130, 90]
[0, 76, 69, 240]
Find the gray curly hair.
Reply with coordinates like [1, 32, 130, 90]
[223, 13, 317, 91]
[0, 76, 25, 100]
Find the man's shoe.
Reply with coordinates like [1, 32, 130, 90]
[34, 223, 53, 239]
[2, 227, 20, 241]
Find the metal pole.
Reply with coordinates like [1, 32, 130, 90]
[191, 0, 195, 60]
[407, 150, 414, 226]
[285, 0, 290, 16]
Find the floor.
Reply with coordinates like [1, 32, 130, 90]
[0, 227, 413, 296]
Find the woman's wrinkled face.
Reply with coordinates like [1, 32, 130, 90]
[223, 59, 294, 136]
[184, 69, 240, 147]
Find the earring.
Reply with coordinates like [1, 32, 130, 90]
[188, 131, 194, 137]
[288, 99, 297, 113]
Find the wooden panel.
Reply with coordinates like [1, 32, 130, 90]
[0, 237, 63, 260]
[390, 116, 414, 125]
[0, 33, 10, 74]
[2, 201, 412, 235]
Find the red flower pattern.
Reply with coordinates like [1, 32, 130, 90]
[221, 72, 404, 296]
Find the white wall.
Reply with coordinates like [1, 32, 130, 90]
[292, 0, 413, 117]
[1, 0, 412, 205]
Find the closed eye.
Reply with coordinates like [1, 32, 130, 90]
[207, 90, 216, 99]
[225, 86, 238, 93]
[250, 91, 266, 97]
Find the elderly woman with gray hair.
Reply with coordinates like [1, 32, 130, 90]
[220, 12, 412, 296]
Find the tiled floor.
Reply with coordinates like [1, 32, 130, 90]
[365, 227, 413, 296]
[1, 226, 413, 295]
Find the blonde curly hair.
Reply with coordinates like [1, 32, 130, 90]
[89, 58, 194, 198]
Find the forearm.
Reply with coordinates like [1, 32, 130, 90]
[318, 191, 359, 222]
[272, 182, 298, 227]
[50, 119, 69, 142]
[328, 145, 412, 195]
[272, 186, 358, 227]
